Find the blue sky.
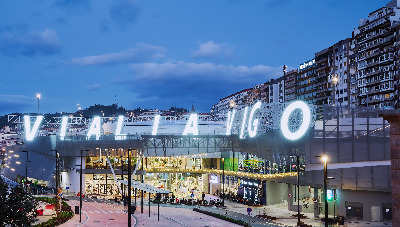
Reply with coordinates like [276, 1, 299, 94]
[0, 0, 387, 114]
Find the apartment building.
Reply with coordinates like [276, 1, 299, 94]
[284, 69, 297, 103]
[348, 37, 359, 107]
[211, 88, 253, 120]
[331, 38, 351, 107]
[266, 77, 285, 103]
[296, 59, 317, 105]
[353, 1, 400, 109]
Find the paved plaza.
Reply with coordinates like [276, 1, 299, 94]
[55, 194, 393, 227]
[59, 196, 241, 227]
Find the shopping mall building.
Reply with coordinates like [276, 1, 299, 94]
[0, 103, 394, 222]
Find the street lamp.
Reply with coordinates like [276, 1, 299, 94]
[222, 157, 225, 207]
[332, 76, 338, 106]
[36, 93, 41, 113]
[50, 150, 59, 216]
[229, 100, 236, 109]
[296, 156, 301, 226]
[120, 156, 124, 198]
[127, 149, 134, 227]
[21, 150, 31, 187]
[283, 65, 287, 104]
[316, 155, 329, 227]
[75, 149, 89, 223]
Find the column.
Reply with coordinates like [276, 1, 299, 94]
[314, 187, 320, 218]
[380, 114, 400, 226]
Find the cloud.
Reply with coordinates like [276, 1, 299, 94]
[192, 41, 233, 61]
[109, 0, 141, 29]
[0, 29, 61, 56]
[114, 61, 287, 111]
[86, 84, 102, 91]
[0, 95, 35, 115]
[69, 44, 166, 66]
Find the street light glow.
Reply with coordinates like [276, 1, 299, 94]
[229, 100, 236, 108]
[322, 156, 328, 162]
[36, 93, 41, 100]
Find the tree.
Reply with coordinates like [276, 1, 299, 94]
[5, 184, 38, 226]
[0, 177, 9, 224]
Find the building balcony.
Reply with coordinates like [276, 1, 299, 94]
[366, 80, 381, 86]
[358, 50, 380, 61]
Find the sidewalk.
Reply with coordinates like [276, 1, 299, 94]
[204, 194, 392, 227]
[106, 197, 241, 226]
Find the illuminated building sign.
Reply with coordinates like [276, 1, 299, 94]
[299, 59, 315, 70]
[280, 101, 311, 141]
[22, 101, 312, 141]
[210, 175, 218, 184]
[327, 189, 334, 201]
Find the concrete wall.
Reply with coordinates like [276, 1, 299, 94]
[63, 156, 85, 195]
[266, 181, 288, 205]
[337, 189, 391, 222]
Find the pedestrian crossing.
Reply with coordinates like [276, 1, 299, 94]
[87, 210, 120, 214]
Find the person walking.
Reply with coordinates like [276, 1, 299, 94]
[202, 192, 205, 201]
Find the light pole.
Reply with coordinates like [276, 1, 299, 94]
[76, 149, 89, 222]
[315, 156, 329, 227]
[322, 156, 328, 227]
[120, 156, 124, 198]
[50, 150, 59, 196]
[296, 156, 301, 226]
[36, 93, 41, 113]
[283, 65, 287, 104]
[21, 150, 31, 187]
[50, 150, 59, 216]
[222, 157, 225, 207]
[128, 149, 133, 227]
[332, 76, 338, 106]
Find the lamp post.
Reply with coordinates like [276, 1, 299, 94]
[296, 156, 301, 226]
[50, 150, 59, 216]
[36, 93, 41, 113]
[322, 156, 328, 227]
[21, 150, 31, 187]
[128, 149, 133, 227]
[120, 156, 124, 198]
[50, 150, 59, 196]
[75, 149, 89, 222]
[222, 157, 225, 207]
[332, 76, 338, 106]
[316, 155, 329, 227]
[283, 65, 287, 104]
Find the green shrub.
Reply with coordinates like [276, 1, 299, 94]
[193, 208, 249, 226]
[34, 197, 74, 227]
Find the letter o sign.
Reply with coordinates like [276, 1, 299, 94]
[280, 101, 311, 141]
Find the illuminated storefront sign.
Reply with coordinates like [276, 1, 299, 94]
[23, 101, 312, 141]
[210, 175, 218, 184]
[327, 189, 334, 201]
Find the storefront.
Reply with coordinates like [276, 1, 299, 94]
[237, 178, 264, 205]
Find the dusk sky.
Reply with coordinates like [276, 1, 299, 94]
[0, 0, 387, 115]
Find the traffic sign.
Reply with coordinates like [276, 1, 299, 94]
[247, 207, 252, 213]
[288, 193, 292, 198]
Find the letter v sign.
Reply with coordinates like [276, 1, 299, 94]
[24, 115, 43, 141]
